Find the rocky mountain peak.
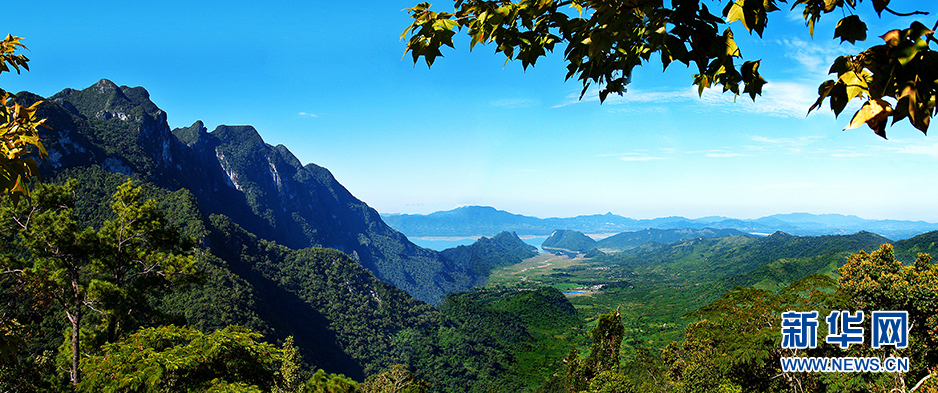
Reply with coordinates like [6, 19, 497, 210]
[92, 78, 118, 93]
[32, 79, 480, 304]
[173, 120, 209, 146]
[52, 79, 161, 120]
[211, 125, 266, 148]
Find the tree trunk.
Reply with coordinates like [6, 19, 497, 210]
[66, 306, 81, 386]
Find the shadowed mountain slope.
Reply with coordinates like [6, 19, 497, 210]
[27, 79, 478, 304]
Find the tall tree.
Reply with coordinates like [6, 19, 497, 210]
[0, 179, 198, 386]
[401, 0, 935, 138]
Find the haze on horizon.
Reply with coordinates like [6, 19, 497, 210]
[5, 0, 938, 222]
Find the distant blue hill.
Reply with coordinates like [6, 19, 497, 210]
[380, 205, 938, 241]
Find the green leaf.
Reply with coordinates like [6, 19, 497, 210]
[897, 38, 929, 66]
[834, 15, 867, 44]
[905, 21, 934, 42]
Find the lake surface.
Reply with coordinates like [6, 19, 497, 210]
[409, 236, 548, 252]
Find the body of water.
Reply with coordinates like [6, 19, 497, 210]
[409, 236, 548, 252]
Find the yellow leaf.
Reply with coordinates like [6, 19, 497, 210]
[725, 1, 749, 32]
[845, 98, 893, 135]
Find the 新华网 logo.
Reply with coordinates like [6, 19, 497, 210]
[779, 310, 909, 373]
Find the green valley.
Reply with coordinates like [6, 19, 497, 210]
[485, 229, 908, 357]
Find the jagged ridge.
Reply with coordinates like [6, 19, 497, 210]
[27, 79, 478, 304]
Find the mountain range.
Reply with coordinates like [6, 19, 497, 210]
[15, 79, 938, 391]
[381, 205, 938, 240]
[28, 79, 477, 305]
[12, 79, 558, 384]
[540, 227, 752, 253]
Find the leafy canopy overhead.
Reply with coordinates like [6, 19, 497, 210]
[401, 0, 936, 138]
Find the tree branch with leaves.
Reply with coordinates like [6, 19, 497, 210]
[401, 0, 934, 138]
[0, 34, 47, 203]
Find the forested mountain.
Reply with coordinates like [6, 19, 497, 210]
[3, 167, 577, 390]
[5, 79, 591, 391]
[601, 230, 892, 280]
[596, 227, 752, 251]
[382, 205, 938, 240]
[438, 231, 537, 276]
[26, 79, 477, 305]
[540, 227, 754, 253]
[541, 229, 597, 253]
[515, 230, 896, 355]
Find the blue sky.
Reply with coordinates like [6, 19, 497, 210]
[5, 0, 938, 221]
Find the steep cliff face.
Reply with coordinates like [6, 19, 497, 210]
[28, 79, 479, 304]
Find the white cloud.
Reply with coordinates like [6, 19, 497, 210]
[554, 81, 822, 118]
[298, 112, 318, 118]
[490, 98, 541, 108]
[749, 135, 825, 153]
[599, 149, 672, 161]
[599, 152, 666, 161]
[777, 37, 858, 74]
[829, 150, 873, 158]
[705, 151, 746, 158]
[752, 182, 822, 190]
[784, 9, 808, 23]
[887, 140, 938, 159]
[552, 85, 698, 108]
[696, 81, 822, 118]
[549, 37, 862, 118]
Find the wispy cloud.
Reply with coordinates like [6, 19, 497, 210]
[551, 84, 701, 109]
[751, 182, 850, 191]
[784, 9, 809, 23]
[752, 182, 823, 190]
[554, 82, 821, 118]
[600, 151, 667, 161]
[620, 154, 665, 162]
[748, 135, 825, 153]
[490, 98, 541, 108]
[552, 86, 697, 108]
[551, 37, 855, 118]
[886, 140, 938, 159]
[704, 151, 746, 158]
[298, 112, 318, 118]
[776, 37, 854, 75]
[696, 81, 822, 118]
[828, 149, 874, 158]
